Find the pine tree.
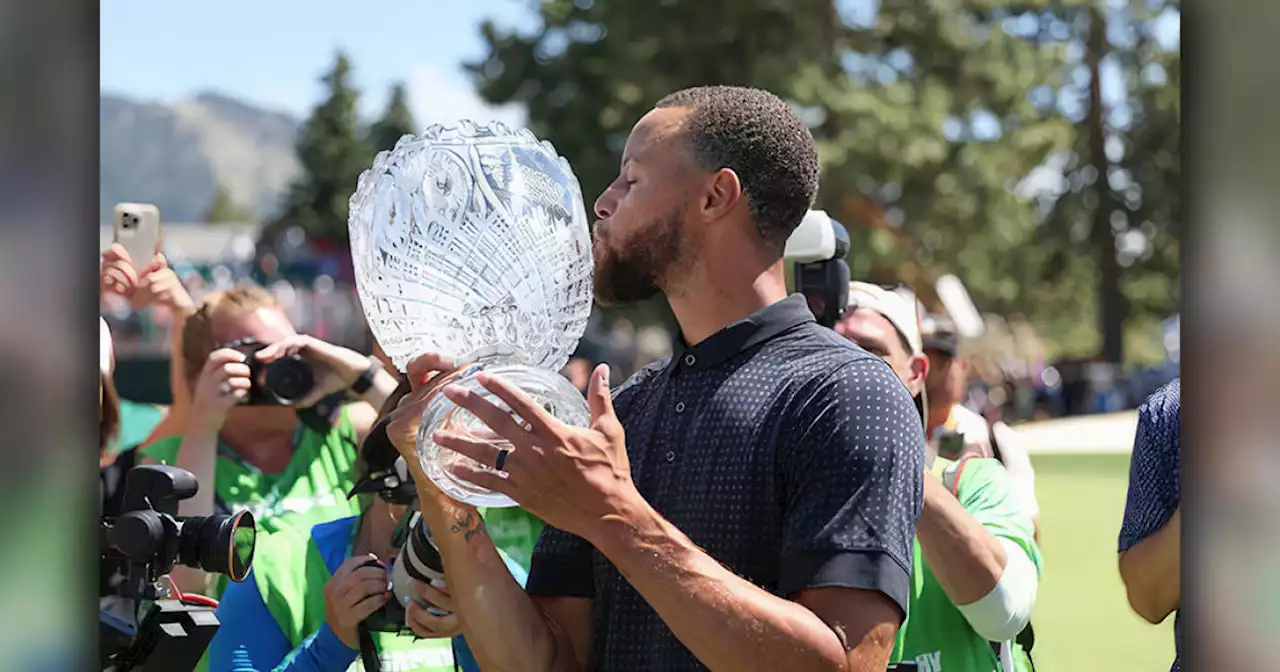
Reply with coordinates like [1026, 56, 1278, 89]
[466, 0, 1180, 363]
[369, 83, 416, 154]
[202, 184, 253, 223]
[276, 51, 371, 245]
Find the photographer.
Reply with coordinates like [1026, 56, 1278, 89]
[139, 285, 397, 595]
[922, 317, 1040, 537]
[208, 381, 528, 672]
[835, 284, 1042, 672]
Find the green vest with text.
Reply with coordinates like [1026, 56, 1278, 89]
[891, 457, 1042, 672]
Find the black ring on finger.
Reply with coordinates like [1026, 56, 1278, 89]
[494, 447, 510, 472]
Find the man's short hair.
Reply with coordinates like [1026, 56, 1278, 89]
[181, 285, 280, 385]
[655, 86, 820, 249]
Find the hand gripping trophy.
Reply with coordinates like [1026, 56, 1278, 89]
[348, 121, 594, 507]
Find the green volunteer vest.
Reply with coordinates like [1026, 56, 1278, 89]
[891, 457, 1041, 672]
[141, 406, 363, 542]
[253, 520, 459, 672]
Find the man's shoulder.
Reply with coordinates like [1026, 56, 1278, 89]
[1135, 378, 1180, 458]
[785, 337, 915, 412]
[611, 356, 670, 402]
[946, 457, 1012, 496]
[1139, 378, 1181, 428]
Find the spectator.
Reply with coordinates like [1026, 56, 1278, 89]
[1118, 378, 1181, 671]
[837, 284, 1041, 671]
[100, 243, 197, 451]
[209, 380, 526, 672]
[387, 86, 923, 671]
[139, 285, 398, 596]
[923, 315, 1040, 534]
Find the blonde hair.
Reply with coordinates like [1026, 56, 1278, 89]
[181, 286, 280, 386]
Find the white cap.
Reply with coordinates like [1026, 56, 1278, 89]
[846, 282, 923, 355]
[100, 317, 114, 376]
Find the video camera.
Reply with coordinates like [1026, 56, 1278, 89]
[100, 465, 257, 672]
[784, 209, 851, 328]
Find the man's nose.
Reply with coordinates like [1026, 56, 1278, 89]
[594, 187, 617, 220]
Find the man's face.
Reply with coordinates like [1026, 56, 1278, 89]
[925, 349, 967, 407]
[591, 107, 700, 306]
[836, 307, 922, 395]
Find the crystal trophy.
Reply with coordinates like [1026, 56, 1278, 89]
[348, 121, 594, 508]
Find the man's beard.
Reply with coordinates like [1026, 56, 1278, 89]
[592, 207, 683, 307]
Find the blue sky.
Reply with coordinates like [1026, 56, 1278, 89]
[101, 0, 536, 123]
[102, 0, 1177, 128]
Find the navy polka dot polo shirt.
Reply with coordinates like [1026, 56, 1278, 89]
[526, 294, 926, 671]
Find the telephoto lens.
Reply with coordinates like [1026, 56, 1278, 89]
[390, 513, 450, 617]
[176, 510, 256, 582]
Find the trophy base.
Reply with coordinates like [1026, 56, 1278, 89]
[416, 349, 590, 508]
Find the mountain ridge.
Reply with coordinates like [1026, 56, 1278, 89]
[100, 90, 301, 223]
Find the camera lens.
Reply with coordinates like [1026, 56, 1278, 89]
[176, 510, 256, 582]
[264, 356, 315, 404]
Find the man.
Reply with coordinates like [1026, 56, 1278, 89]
[386, 86, 925, 671]
[838, 284, 1042, 672]
[1118, 378, 1181, 671]
[923, 316, 1040, 534]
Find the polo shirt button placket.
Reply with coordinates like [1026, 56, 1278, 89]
[665, 450, 676, 463]
[675, 401, 686, 413]
[684, 354, 696, 367]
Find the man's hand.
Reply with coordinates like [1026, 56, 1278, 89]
[405, 579, 463, 639]
[324, 555, 391, 649]
[384, 353, 477, 517]
[189, 349, 252, 429]
[255, 335, 380, 407]
[430, 363, 637, 543]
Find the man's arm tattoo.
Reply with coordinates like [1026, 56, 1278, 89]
[448, 508, 486, 543]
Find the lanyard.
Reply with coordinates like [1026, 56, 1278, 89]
[216, 423, 306, 477]
[213, 423, 306, 516]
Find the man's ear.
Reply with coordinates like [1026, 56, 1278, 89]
[701, 167, 743, 222]
[909, 353, 930, 396]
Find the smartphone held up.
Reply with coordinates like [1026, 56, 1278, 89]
[112, 203, 163, 269]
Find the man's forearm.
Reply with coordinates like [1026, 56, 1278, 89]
[590, 498, 857, 672]
[916, 475, 1007, 605]
[418, 495, 564, 672]
[1119, 507, 1180, 623]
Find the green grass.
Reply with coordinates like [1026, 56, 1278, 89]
[1029, 453, 1175, 672]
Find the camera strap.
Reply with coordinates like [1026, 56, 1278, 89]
[357, 624, 382, 672]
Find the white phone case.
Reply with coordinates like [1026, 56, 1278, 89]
[113, 203, 163, 267]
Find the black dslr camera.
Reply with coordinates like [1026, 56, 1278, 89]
[225, 338, 317, 405]
[348, 413, 452, 637]
[100, 465, 257, 672]
[783, 210, 851, 328]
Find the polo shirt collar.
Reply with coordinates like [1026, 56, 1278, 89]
[669, 294, 815, 373]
